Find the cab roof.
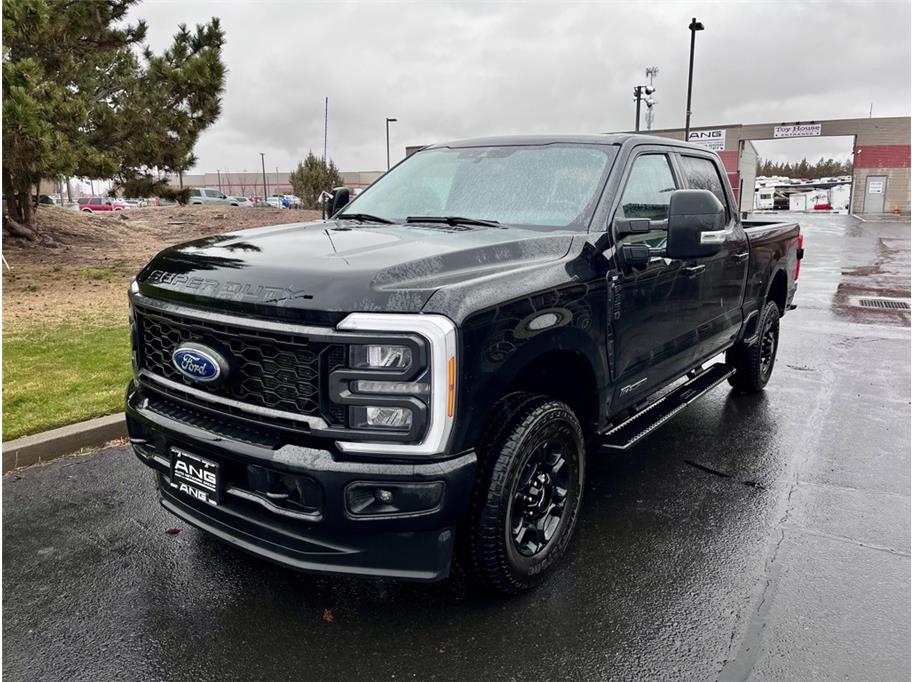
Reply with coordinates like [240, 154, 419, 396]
[425, 133, 701, 151]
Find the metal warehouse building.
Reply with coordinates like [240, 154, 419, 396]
[167, 170, 384, 197]
[648, 116, 910, 215]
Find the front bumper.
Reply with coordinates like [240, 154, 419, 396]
[125, 382, 476, 581]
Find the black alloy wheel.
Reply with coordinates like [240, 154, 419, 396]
[726, 299, 781, 392]
[510, 440, 571, 557]
[459, 393, 585, 594]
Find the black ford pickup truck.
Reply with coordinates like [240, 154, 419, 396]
[126, 134, 802, 593]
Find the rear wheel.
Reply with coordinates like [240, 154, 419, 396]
[459, 393, 585, 594]
[727, 300, 780, 392]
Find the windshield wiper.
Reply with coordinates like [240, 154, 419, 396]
[406, 215, 502, 228]
[337, 213, 393, 224]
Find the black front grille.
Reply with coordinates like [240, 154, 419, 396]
[135, 305, 343, 425]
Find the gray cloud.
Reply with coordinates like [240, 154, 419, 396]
[132, 0, 911, 173]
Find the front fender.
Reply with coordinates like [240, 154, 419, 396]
[448, 281, 609, 452]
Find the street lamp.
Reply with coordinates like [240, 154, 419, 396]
[260, 152, 268, 199]
[386, 117, 397, 170]
[684, 17, 705, 141]
[633, 85, 656, 132]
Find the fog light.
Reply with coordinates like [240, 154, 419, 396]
[351, 406, 412, 430]
[346, 481, 445, 517]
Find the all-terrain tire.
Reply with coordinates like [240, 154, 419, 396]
[727, 300, 781, 392]
[458, 393, 586, 594]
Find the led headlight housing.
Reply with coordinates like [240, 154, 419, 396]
[332, 314, 457, 457]
[350, 344, 412, 369]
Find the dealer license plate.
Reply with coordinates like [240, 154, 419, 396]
[170, 448, 221, 506]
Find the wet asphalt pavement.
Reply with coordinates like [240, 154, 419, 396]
[3, 214, 910, 681]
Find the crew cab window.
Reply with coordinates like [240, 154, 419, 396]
[679, 155, 729, 216]
[614, 154, 677, 248]
[617, 154, 677, 221]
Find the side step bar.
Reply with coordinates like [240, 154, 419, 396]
[600, 363, 735, 451]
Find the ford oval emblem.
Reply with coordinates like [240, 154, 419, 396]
[171, 344, 225, 383]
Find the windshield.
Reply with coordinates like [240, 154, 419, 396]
[340, 143, 617, 230]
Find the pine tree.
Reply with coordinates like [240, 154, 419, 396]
[2, 0, 225, 238]
[289, 152, 344, 209]
[757, 155, 852, 180]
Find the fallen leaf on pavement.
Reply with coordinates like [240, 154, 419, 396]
[322, 609, 334, 622]
[164, 527, 181, 535]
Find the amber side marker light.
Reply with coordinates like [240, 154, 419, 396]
[447, 356, 456, 417]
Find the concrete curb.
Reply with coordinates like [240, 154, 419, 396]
[2, 413, 127, 473]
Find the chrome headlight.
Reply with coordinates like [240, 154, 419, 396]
[334, 313, 457, 457]
[350, 344, 412, 369]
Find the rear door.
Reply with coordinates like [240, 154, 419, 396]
[610, 150, 703, 406]
[674, 153, 748, 360]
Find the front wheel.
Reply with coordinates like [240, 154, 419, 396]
[460, 394, 585, 594]
[727, 300, 781, 392]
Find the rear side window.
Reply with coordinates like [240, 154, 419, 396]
[89, 197, 102, 205]
[190, 189, 201, 197]
[617, 154, 677, 221]
[679, 155, 729, 214]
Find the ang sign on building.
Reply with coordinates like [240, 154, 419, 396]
[687, 129, 726, 151]
[773, 124, 823, 138]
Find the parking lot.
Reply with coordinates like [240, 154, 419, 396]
[3, 213, 909, 681]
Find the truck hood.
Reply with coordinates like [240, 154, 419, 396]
[137, 220, 573, 321]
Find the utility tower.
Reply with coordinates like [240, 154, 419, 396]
[645, 66, 659, 130]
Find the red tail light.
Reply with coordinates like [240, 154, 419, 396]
[794, 233, 804, 280]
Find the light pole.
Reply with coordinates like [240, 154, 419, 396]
[632, 85, 655, 132]
[260, 153, 268, 199]
[217, 169, 222, 192]
[386, 117, 397, 170]
[684, 17, 704, 142]
[645, 66, 659, 130]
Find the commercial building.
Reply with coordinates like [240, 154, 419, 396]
[647, 116, 910, 215]
[168, 170, 384, 197]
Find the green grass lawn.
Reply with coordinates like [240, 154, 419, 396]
[3, 318, 132, 441]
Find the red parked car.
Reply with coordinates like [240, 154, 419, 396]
[77, 196, 127, 212]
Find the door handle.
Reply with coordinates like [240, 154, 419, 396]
[683, 265, 705, 276]
[732, 252, 749, 262]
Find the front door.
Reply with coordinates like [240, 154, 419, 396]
[863, 175, 887, 214]
[611, 151, 702, 407]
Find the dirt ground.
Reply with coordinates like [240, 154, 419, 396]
[2, 205, 321, 329]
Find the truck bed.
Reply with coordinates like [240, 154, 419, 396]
[741, 218, 802, 338]
[743, 218, 800, 245]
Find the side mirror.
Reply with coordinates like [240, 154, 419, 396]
[665, 190, 727, 259]
[329, 187, 351, 217]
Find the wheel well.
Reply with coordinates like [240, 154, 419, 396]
[502, 351, 598, 435]
[768, 269, 787, 315]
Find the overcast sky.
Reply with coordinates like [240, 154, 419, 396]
[130, 1, 911, 173]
